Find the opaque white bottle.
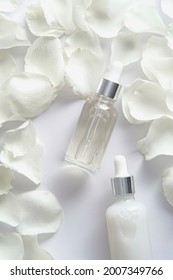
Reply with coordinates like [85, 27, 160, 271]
[106, 155, 152, 260]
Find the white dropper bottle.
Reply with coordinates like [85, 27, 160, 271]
[106, 155, 152, 260]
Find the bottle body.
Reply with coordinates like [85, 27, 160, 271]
[65, 94, 118, 171]
[106, 197, 152, 260]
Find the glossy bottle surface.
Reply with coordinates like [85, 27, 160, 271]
[106, 197, 152, 260]
[65, 95, 118, 171]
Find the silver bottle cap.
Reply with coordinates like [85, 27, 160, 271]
[111, 176, 135, 196]
[111, 155, 135, 197]
[97, 79, 122, 99]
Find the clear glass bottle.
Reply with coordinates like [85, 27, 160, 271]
[106, 155, 152, 260]
[65, 79, 122, 171]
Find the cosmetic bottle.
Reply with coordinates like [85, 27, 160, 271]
[65, 65, 122, 172]
[106, 155, 152, 260]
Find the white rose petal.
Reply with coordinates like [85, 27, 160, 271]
[138, 117, 173, 160]
[0, 233, 23, 260]
[65, 29, 102, 57]
[0, 13, 30, 49]
[3, 72, 57, 118]
[86, 0, 132, 38]
[125, 3, 167, 35]
[161, 0, 173, 19]
[141, 36, 173, 90]
[0, 192, 21, 226]
[22, 235, 53, 260]
[0, 91, 14, 127]
[3, 120, 36, 157]
[17, 191, 63, 235]
[25, 37, 65, 87]
[0, 164, 14, 195]
[162, 167, 173, 206]
[73, 0, 92, 31]
[40, 0, 76, 35]
[0, 139, 44, 185]
[111, 32, 142, 66]
[123, 79, 173, 123]
[26, 3, 64, 37]
[0, 50, 16, 86]
[0, 0, 21, 12]
[65, 49, 105, 97]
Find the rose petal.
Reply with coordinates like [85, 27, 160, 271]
[65, 29, 102, 57]
[0, 0, 21, 12]
[0, 192, 21, 226]
[40, 0, 76, 35]
[0, 164, 14, 195]
[86, 0, 132, 38]
[3, 120, 36, 157]
[73, 0, 92, 31]
[162, 167, 173, 206]
[0, 13, 30, 49]
[0, 139, 44, 185]
[138, 117, 173, 160]
[22, 235, 53, 260]
[124, 3, 167, 35]
[17, 191, 63, 235]
[0, 50, 16, 86]
[25, 37, 65, 87]
[161, 0, 173, 19]
[26, 3, 64, 37]
[123, 79, 173, 123]
[3, 72, 57, 118]
[141, 37, 173, 84]
[111, 31, 142, 66]
[0, 233, 23, 260]
[0, 91, 14, 127]
[65, 49, 105, 97]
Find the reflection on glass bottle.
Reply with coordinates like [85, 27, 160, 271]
[65, 79, 122, 171]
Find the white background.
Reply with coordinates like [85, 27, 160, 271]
[1, 0, 173, 260]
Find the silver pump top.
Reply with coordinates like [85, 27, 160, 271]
[111, 155, 135, 196]
[96, 78, 122, 100]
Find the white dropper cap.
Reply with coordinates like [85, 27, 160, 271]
[104, 61, 123, 82]
[111, 155, 135, 196]
[114, 155, 130, 177]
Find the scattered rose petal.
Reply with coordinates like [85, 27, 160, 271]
[0, 164, 14, 195]
[3, 120, 36, 157]
[3, 72, 58, 118]
[65, 49, 105, 97]
[0, 192, 21, 226]
[138, 117, 173, 160]
[26, 2, 64, 37]
[40, 0, 76, 35]
[22, 235, 53, 260]
[65, 29, 102, 57]
[111, 31, 142, 66]
[86, 0, 132, 38]
[161, 0, 173, 19]
[17, 191, 63, 235]
[162, 167, 173, 206]
[73, 0, 92, 31]
[0, 233, 23, 260]
[0, 91, 15, 127]
[25, 37, 65, 87]
[0, 13, 30, 49]
[125, 3, 167, 35]
[0, 139, 44, 185]
[0, 0, 21, 12]
[122, 79, 173, 123]
[141, 37, 173, 90]
[0, 50, 16, 86]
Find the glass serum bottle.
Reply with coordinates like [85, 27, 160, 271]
[65, 79, 122, 171]
[106, 155, 152, 260]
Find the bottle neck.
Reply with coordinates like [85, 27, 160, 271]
[113, 194, 135, 202]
